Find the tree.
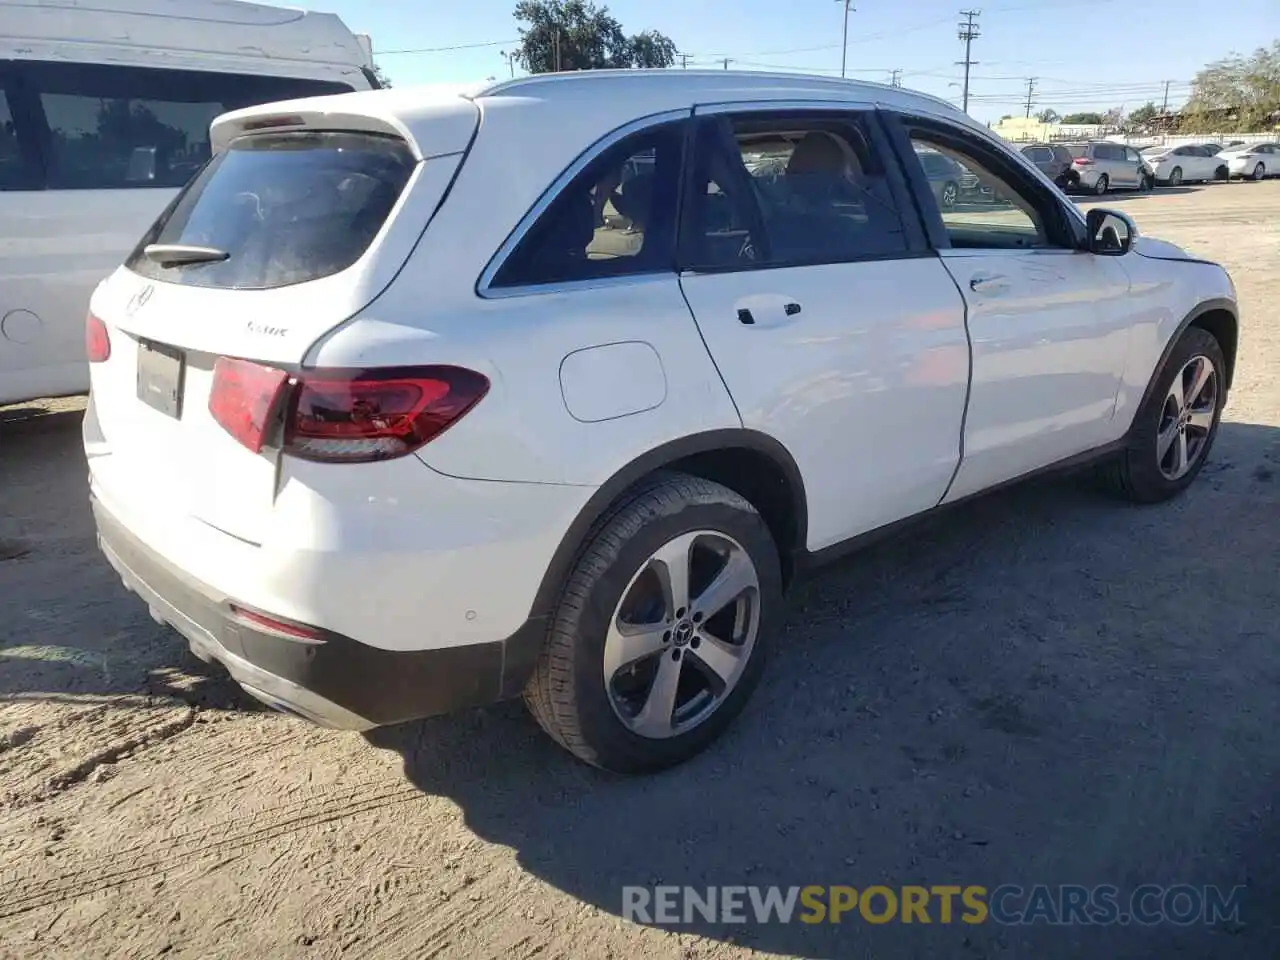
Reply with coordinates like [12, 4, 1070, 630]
[370, 63, 393, 88]
[1127, 101, 1159, 129]
[513, 0, 676, 73]
[1035, 108, 1060, 124]
[1061, 112, 1104, 125]
[1184, 41, 1280, 132]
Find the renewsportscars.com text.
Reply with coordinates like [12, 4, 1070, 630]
[623, 884, 1245, 927]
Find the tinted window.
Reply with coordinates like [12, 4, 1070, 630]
[1052, 146, 1073, 164]
[1172, 146, 1190, 156]
[684, 112, 908, 270]
[126, 131, 414, 289]
[906, 130, 1050, 250]
[1024, 146, 1051, 162]
[18, 60, 352, 190]
[1125, 148, 1142, 162]
[1065, 144, 1088, 159]
[0, 87, 23, 190]
[491, 122, 684, 288]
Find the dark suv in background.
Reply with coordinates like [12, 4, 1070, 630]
[1019, 142, 1077, 191]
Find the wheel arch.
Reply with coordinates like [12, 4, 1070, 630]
[1136, 298, 1239, 416]
[525, 430, 809, 624]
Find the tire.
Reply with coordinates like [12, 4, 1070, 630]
[1214, 165, 1229, 182]
[1252, 163, 1266, 182]
[1168, 166, 1183, 187]
[523, 472, 783, 773]
[1101, 326, 1226, 504]
[1094, 173, 1109, 195]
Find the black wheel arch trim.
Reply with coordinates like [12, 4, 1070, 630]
[1135, 297, 1238, 414]
[522, 429, 809, 628]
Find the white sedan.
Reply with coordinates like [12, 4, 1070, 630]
[85, 72, 1240, 772]
[1141, 144, 1229, 185]
[1218, 143, 1280, 181]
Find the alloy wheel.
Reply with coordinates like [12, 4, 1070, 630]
[604, 530, 761, 739]
[1169, 167, 1183, 186]
[1156, 354, 1218, 481]
[1095, 174, 1109, 195]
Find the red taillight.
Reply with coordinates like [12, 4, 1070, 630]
[283, 366, 490, 463]
[1072, 158, 1094, 166]
[86, 312, 111, 363]
[208, 357, 289, 453]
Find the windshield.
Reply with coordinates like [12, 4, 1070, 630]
[126, 131, 416, 290]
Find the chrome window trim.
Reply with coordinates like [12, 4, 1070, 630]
[476, 108, 691, 298]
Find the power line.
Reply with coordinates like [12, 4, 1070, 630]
[377, 39, 515, 55]
[956, 9, 981, 114]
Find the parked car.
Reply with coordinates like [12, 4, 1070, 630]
[1019, 142, 1078, 190]
[1140, 144, 1229, 186]
[0, 0, 377, 407]
[1218, 142, 1279, 181]
[1064, 141, 1152, 194]
[86, 71, 1239, 773]
[915, 147, 964, 208]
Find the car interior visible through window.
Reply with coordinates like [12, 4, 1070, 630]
[684, 112, 907, 271]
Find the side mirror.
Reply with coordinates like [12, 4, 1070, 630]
[1085, 208, 1136, 256]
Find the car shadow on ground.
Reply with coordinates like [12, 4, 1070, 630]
[369, 420, 1280, 959]
[1072, 185, 1208, 204]
[0, 409, 267, 715]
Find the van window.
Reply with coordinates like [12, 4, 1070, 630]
[0, 89, 21, 189]
[15, 61, 354, 190]
[126, 131, 415, 289]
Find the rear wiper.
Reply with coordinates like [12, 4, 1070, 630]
[142, 244, 230, 267]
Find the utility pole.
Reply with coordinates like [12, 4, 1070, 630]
[956, 9, 981, 114]
[499, 50, 516, 79]
[553, 29, 562, 72]
[1160, 79, 1172, 114]
[680, 53, 690, 69]
[1024, 77, 1037, 118]
[722, 57, 732, 70]
[889, 68, 903, 88]
[835, 0, 854, 79]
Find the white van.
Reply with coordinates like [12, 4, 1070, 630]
[0, 0, 375, 406]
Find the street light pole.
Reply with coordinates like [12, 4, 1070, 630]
[835, 0, 854, 79]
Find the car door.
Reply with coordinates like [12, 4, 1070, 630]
[1105, 143, 1137, 187]
[676, 105, 970, 551]
[885, 114, 1137, 502]
[1123, 146, 1146, 186]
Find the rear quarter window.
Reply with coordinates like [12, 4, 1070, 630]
[126, 131, 416, 289]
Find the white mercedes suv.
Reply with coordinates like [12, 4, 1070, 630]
[85, 71, 1239, 773]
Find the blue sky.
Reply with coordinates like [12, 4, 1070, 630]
[324, 0, 1278, 123]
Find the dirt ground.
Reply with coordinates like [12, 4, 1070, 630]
[2, 182, 1279, 960]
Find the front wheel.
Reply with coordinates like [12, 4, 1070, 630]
[1214, 165, 1229, 181]
[1094, 173, 1110, 195]
[1168, 166, 1183, 186]
[524, 472, 782, 773]
[1101, 326, 1226, 503]
[1252, 162, 1266, 181]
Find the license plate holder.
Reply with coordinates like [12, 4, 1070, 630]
[137, 341, 185, 419]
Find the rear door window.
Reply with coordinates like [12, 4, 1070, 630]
[682, 111, 909, 271]
[14, 60, 354, 190]
[126, 131, 416, 289]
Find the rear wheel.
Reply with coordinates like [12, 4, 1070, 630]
[1094, 173, 1109, 195]
[1101, 326, 1226, 503]
[524, 473, 782, 773]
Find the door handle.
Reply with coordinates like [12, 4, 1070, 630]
[969, 274, 1010, 294]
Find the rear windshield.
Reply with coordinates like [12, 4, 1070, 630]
[127, 131, 416, 289]
[1065, 144, 1088, 158]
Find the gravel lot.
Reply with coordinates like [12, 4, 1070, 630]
[2, 182, 1278, 960]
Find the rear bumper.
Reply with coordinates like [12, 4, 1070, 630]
[92, 496, 546, 729]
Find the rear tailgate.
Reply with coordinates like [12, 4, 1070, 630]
[87, 97, 477, 546]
